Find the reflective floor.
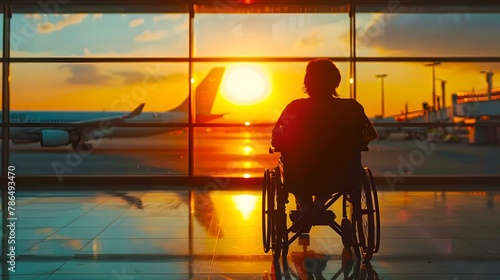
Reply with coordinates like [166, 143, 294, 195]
[1, 189, 500, 279]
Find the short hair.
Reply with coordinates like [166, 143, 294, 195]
[303, 58, 341, 97]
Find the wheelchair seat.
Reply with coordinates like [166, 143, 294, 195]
[289, 208, 336, 233]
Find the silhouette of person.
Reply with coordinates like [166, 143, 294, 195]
[272, 58, 377, 211]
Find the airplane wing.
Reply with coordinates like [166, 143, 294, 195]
[72, 103, 145, 128]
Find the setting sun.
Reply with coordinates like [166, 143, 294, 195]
[222, 65, 271, 105]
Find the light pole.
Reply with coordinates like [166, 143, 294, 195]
[480, 70, 494, 101]
[425, 62, 441, 111]
[375, 74, 387, 117]
[435, 77, 447, 110]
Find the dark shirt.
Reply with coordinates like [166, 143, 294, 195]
[272, 97, 377, 195]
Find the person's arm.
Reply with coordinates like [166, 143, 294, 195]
[362, 115, 378, 145]
[271, 102, 299, 150]
[356, 101, 377, 146]
[271, 123, 284, 149]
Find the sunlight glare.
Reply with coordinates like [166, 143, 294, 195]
[223, 65, 271, 105]
[232, 194, 258, 220]
[243, 145, 253, 155]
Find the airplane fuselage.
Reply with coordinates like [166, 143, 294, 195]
[1, 110, 188, 145]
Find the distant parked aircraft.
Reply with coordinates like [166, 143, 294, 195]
[2, 67, 226, 151]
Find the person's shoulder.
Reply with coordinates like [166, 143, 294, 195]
[336, 97, 363, 107]
[285, 98, 309, 110]
[289, 98, 308, 105]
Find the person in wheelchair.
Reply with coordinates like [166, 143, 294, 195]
[271, 58, 377, 214]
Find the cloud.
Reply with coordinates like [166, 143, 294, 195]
[172, 20, 189, 34]
[358, 14, 500, 56]
[298, 32, 325, 47]
[113, 71, 144, 85]
[60, 64, 113, 85]
[92, 14, 103, 20]
[112, 70, 178, 85]
[153, 14, 182, 22]
[26, 14, 43, 21]
[129, 18, 145, 28]
[37, 14, 88, 33]
[134, 30, 168, 42]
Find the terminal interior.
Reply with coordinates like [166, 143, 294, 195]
[1, 0, 500, 279]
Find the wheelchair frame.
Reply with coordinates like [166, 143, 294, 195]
[262, 156, 380, 268]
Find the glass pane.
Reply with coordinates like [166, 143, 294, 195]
[9, 62, 189, 175]
[11, 13, 188, 57]
[356, 62, 500, 178]
[194, 13, 349, 57]
[355, 13, 500, 57]
[193, 61, 349, 177]
[193, 61, 349, 124]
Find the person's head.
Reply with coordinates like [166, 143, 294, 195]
[303, 58, 341, 98]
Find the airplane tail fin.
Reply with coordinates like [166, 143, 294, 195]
[170, 67, 225, 122]
[195, 67, 225, 123]
[125, 103, 145, 119]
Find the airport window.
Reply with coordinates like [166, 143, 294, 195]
[1, 1, 499, 183]
[9, 62, 190, 176]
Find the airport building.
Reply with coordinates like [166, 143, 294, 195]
[1, 0, 500, 279]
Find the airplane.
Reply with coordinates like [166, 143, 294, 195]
[1, 67, 226, 151]
[370, 115, 427, 140]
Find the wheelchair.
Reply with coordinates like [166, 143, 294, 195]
[262, 147, 380, 270]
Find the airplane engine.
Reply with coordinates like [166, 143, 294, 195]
[39, 129, 72, 147]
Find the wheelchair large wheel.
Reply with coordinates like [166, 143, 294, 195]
[355, 167, 377, 260]
[366, 168, 381, 254]
[360, 260, 381, 280]
[262, 169, 273, 253]
[271, 166, 287, 261]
